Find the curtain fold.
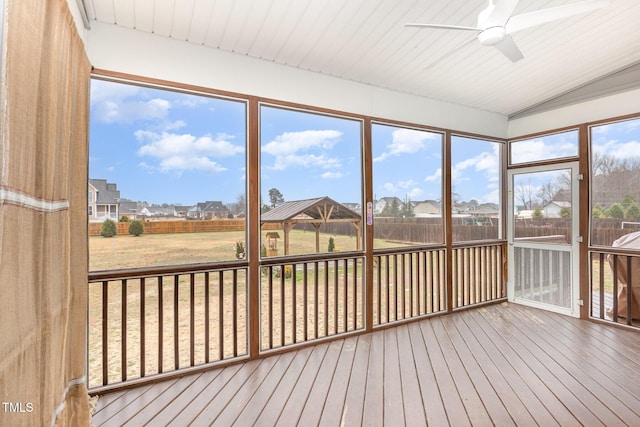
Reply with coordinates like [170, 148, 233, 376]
[0, 0, 91, 425]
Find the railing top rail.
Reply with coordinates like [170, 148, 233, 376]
[259, 251, 364, 266]
[589, 247, 640, 257]
[373, 244, 446, 256]
[88, 260, 248, 282]
[452, 239, 506, 249]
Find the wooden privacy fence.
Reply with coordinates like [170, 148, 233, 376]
[89, 219, 279, 236]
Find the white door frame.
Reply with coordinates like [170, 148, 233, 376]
[507, 162, 580, 317]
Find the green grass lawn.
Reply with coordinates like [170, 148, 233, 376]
[90, 229, 404, 271]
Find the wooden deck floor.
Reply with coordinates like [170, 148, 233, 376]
[91, 303, 640, 426]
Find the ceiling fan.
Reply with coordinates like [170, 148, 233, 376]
[406, 0, 610, 63]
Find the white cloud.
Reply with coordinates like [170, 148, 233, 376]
[511, 138, 576, 164]
[136, 131, 244, 174]
[272, 154, 341, 171]
[322, 171, 345, 179]
[453, 148, 499, 182]
[94, 97, 172, 124]
[592, 139, 640, 160]
[374, 128, 437, 162]
[262, 130, 343, 172]
[425, 168, 442, 182]
[407, 187, 424, 199]
[383, 182, 397, 193]
[398, 179, 416, 189]
[262, 130, 342, 156]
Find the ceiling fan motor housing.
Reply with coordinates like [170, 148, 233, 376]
[477, 26, 506, 46]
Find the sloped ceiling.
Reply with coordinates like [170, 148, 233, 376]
[81, 0, 640, 116]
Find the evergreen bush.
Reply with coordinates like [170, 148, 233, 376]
[128, 220, 144, 237]
[100, 219, 117, 238]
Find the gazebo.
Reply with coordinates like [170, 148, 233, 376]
[261, 197, 362, 255]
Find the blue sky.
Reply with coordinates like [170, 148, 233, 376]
[90, 80, 639, 208]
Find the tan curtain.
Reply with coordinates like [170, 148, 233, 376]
[0, 0, 91, 425]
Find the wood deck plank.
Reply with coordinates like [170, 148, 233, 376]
[165, 363, 243, 426]
[118, 375, 200, 426]
[273, 340, 334, 426]
[361, 327, 384, 427]
[140, 368, 222, 424]
[508, 305, 640, 422]
[318, 336, 359, 426]
[211, 354, 284, 426]
[339, 334, 371, 427]
[430, 318, 492, 426]
[232, 350, 299, 426]
[382, 328, 406, 426]
[417, 319, 472, 426]
[440, 315, 517, 426]
[406, 322, 449, 426]
[395, 325, 428, 427]
[187, 359, 265, 425]
[467, 308, 578, 426]
[295, 339, 345, 426]
[91, 303, 640, 427]
[453, 312, 555, 426]
[478, 306, 607, 426]
[246, 347, 314, 426]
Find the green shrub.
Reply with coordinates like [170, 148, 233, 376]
[625, 203, 640, 220]
[119, 215, 130, 222]
[532, 208, 544, 219]
[607, 203, 625, 219]
[328, 236, 335, 252]
[100, 219, 117, 238]
[235, 241, 245, 259]
[128, 220, 144, 237]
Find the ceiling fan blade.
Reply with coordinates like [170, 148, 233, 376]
[405, 23, 480, 32]
[489, 0, 521, 25]
[506, 0, 609, 34]
[493, 35, 524, 62]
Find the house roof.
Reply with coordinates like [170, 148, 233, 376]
[89, 178, 120, 204]
[261, 197, 361, 223]
[83, 0, 640, 117]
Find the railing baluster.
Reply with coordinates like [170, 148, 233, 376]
[268, 266, 273, 350]
[204, 272, 210, 363]
[612, 255, 618, 323]
[280, 268, 285, 347]
[158, 276, 163, 374]
[324, 260, 329, 337]
[102, 280, 108, 386]
[334, 259, 339, 335]
[626, 256, 632, 327]
[303, 263, 308, 342]
[343, 259, 348, 332]
[173, 275, 179, 370]
[140, 278, 145, 378]
[353, 258, 358, 330]
[121, 279, 127, 382]
[314, 261, 319, 339]
[233, 269, 238, 357]
[219, 270, 224, 360]
[292, 264, 297, 343]
[190, 273, 195, 366]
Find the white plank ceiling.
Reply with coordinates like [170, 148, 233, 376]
[81, 0, 640, 116]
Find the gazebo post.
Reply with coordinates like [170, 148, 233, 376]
[313, 223, 321, 253]
[352, 222, 362, 250]
[283, 222, 292, 255]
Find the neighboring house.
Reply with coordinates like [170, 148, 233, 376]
[413, 200, 441, 217]
[88, 179, 120, 222]
[188, 201, 230, 219]
[374, 197, 404, 215]
[119, 199, 140, 220]
[175, 206, 191, 217]
[342, 202, 362, 215]
[544, 201, 571, 218]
